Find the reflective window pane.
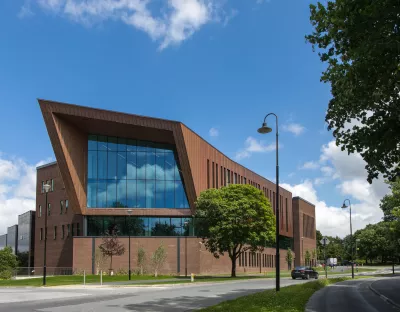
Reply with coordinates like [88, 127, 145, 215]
[137, 152, 146, 179]
[137, 180, 146, 208]
[98, 136, 108, 151]
[108, 137, 118, 151]
[127, 139, 137, 152]
[175, 181, 184, 208]
[146, 181, 155, 208]
[108, 152, 117, 179]
[98, 151, 107, 179]
[118, 138, 127, 151]
[155, 180, 165, 208]
[165, 181, 175, 208]
[127, 152, 137, 179]
[88, 135, 97, 150]
[146, 152, 156, 180]
[116, 180, 127, 207]
[97, 181, 107, 207]
[165, 153, 175, 180]
[88, 151, 97, 179]
[127, 180, 137, 208]
[107, 180, 117, 207]
[117, 152, 127, 179]
[87, 180, 97, 208]
[137, 141, 147, 152]
[155, 152, 165, 180]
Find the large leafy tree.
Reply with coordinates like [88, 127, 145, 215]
[306, 0, 400, 183]
[380, 178, 400, 221]
[0, 247, 18, 280]
[195, 184, 275, 277]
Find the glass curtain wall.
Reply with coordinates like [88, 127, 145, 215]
[87, 135, 189, 209]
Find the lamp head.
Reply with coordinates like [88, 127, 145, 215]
[43, 184, 51, 193]
[127, 209, 133, 215]
[341, 203, 348, 209]
[257, 122, 273, 134]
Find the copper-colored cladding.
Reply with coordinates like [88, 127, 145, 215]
[38, 99, 293, 237]
[292, 197, 317, 267]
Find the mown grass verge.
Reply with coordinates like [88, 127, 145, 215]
[200, 277, 355, 312]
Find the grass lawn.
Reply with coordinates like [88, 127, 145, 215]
[0, 274, 174, 287]
[200, 277, 355, 312]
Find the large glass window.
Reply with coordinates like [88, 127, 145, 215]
[87, 216, 195, 237]
[87, 135, 190, 209]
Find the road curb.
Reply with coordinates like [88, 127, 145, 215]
[369, 281, 400, 310]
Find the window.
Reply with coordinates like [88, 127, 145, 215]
[216, 164, 218, 188]
[41, 181, 44, 193]
[234, 173, 237, 184]
[71, 224, 75, 236]
[207, 159, 210, 189]
[87, 135, 189, 209]
[39, 205, 42, 218]
[51, 179, 54, 192]
[60, 201, 64, 214]
[244, 177, 247, 184]
[40, 228, 43, 241]
[76, 223, 80, 236]
[47, 203, 51, 216]
[54, 226, 57, 240]
[61, 225, 65, 239]
[212, 161, 215, 188]
[67, 224, 70, 237]
[226, 169, 230, 185]
[65, 200, 68, 214]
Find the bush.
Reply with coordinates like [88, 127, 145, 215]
[116, 268, 128, 276]
[0, 270, 12, 280]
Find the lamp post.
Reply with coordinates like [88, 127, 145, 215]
[257, 113, 280, 292]
[341, 199, 354, 279]
[42, 183, 51, 286]
[184, 220, 189, 277]
[127, 209, 132, 281]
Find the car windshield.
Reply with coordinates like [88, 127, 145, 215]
[294, 266, 306, 270]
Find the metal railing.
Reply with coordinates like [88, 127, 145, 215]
[13, 267, 73, 279]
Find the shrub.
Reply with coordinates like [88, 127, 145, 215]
[116, 268, 128, 276]
[0, 269, 12, 280]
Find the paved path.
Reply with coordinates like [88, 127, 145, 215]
[0, 278, 309, 312]
[306, 277, 400, 312]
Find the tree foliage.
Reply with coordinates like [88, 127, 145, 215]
[195, 184, 276, 277]
[380, 178, 400, 221]
[150, 242, 167, 278]
[137, 245, 147, 275]
[95, 247, 107, 275]
[285, 248, 293, 270]
[305, 250, 311, 266]
[99, 227, 125, 273]
[306, 0, 400, 183]
[0, 247, 18, 280]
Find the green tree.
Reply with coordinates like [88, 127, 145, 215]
[0, 247, 18, 280]
[151, 222, 179, 236]
[195, 184, 275, 277]
[305, 250, 311, 266]
[150, 242, 167, 278]
[306, 1, 400, 183]
[380, 178, 400, 222]
[311, 249, 317, 265]
[285, 248, 293, 270]
[16, 252, 29, 268]
[137, 245, 147, 275]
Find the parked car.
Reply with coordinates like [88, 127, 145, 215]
[291, 266, 319, 280]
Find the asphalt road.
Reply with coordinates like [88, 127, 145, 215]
[306, 277, 400, 312]
[0, 278, 309, 312]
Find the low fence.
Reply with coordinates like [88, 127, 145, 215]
[12, 267, 73, 279]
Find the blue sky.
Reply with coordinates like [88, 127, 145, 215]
[0, 0, 389, 236]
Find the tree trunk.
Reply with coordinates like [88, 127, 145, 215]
[231, 256, 236, 277]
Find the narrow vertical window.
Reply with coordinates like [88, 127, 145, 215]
[41, 181, 44, 193]
[60, 200, 64, 214]
[223, 168, 226, 186]
[51, 179, 54, 192]
[47, 203, 51, 216]
[212, 161, 215, 188]
[221, 166, 223, 187]
[40, 228, 43, 241]
[71, 224, 75, 236]
[207, 160, 210, 189]
[286, 198, 289, 232]
[62, 225, 65, 239]
[234, 173, 237, 184]
[77, 223, 80, 236]
[54, 226, 57, 240]
[216, 164, 219, 188]
[67, 224, 70, 237]
[38, 205, 42, 218]
[65, 200, 68, 214]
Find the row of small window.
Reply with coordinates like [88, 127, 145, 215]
[88, 135, 175, 153]
[238, 252, 276, 268]
[40, 180, 54, 193]
[38, 200, 69, 217]
[39, 223, 80, 240]
[87, 216, 195, 237]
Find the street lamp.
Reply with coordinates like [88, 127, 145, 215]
[341, 199, 354, 279]
[257, 113, 280, 292]
[184, 220, 189, 277]
[43, 183, 51, 286]
[127, 209, 132, 281]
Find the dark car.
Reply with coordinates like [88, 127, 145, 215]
[291, 266, 319, 280]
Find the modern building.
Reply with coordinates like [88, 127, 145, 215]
[6, 225, 18, 255]
[17, 211, 36, 269]
[34, 99, 316, 275]
[0, 234, 7, 250]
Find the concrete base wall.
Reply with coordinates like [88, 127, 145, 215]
[73, 237, 295, 275]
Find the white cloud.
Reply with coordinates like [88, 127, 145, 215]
[18, 1, 35, 19]
[33, 0, 229, 50]
[282, 123, 305, 136]
[209, 127, 219, 137]
[235, 136, 279, 160]
[221, 8, 237, 27]
[0, 154, 52, 234]
[300, 161, 319, 170]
